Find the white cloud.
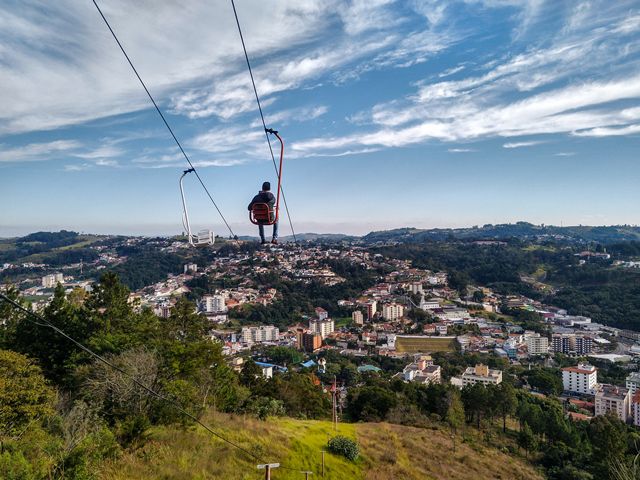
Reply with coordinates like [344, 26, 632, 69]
[448, 148, 475, 152]
[554, 152, 576, 156]
[503, 141, 544, 148]
[292, 0, 640, 156]
[572, 124, 640, 137]
[0, 140, 80, 163]
[251, 105, 328, 128]
[439, 65, 466, 77]
[0, 1, 338, 134]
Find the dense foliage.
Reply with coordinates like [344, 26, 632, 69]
[327, 436, 359, 461]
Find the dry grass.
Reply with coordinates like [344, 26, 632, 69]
[357, 423, 544, 480]
[98, 413, 543, 480]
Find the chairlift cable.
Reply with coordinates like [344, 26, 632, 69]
[91, 0, 236, 239]
[230, 0, 298, 244]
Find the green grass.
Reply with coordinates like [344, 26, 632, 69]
[98, 412, 543, 480]
[335, 317, 353, 328]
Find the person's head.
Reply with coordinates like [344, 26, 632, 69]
[262, 181, 271, 192]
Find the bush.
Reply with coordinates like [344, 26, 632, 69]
[327, 436, 359, 461]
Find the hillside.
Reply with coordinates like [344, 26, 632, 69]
[98, 412, 542, 480]
[362, 223, 640, 244]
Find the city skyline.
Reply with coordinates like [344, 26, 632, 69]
[2, 0, 640, 237]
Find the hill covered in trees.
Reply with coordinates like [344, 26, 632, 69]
[362, 223, 640, 244]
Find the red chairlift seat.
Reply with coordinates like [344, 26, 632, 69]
[250, 203, 275, 225]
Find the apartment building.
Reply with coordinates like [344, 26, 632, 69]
[461, 364, 503, 387]
[562, 363, 598, 395]
[595, 384, 631, 423]
[382, 303, 405, 321]
[241, 325, 279, 344]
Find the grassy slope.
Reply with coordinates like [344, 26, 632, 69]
[99, 413, 543, 480]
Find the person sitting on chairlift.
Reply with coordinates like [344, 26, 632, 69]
[248, 181, 278, 244]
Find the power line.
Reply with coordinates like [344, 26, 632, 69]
[230, 0, 298, 244]
[0, 291, 317, 476]
[91, 0, 236, 239]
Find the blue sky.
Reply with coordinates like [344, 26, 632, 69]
[1, 0, 640, 237]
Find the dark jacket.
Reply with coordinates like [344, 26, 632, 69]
[248, 191, 275, 211]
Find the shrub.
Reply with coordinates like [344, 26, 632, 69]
[327, 436, 359, 461]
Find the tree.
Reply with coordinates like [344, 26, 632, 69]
[240, 360, 263, 389]
[347, 386, 397, 422]
[0, 350, 54, 441]
[524, 368, 563, 396]
[446, 389, 465, 453]
[494, 382, 517, 432]
[461, 383, 489, 428]
[588, 413, 628, 478]
[519, 422, 538, 458]
[10, 284, 95, 385]
[87, 272, 132, 333]
[264, 346, 302, 365]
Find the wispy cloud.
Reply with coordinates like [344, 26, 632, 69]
[503, 140, 544, 148]
[448, 148, 475, 153]
[0, 140, 80, 163]
[572, 124, 640, 137]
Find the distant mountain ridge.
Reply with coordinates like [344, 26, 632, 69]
[361, 222, 640, 244]
[5, 223, 640, 247]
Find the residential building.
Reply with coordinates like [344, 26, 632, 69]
[315, 307, 329, 321]
[309, 318, 335, 339]
[203, 294, 227, 313]
[420, 298, 441, 310]
[254, 362, 274, 379]
[358, 300, 377, 320]
[241, 325, 279, 344]
[552, 334, 593, 355]
[403, 355, 441, 385]
[595, 384, 631, 423]
[409, 282, 423, 295]
[352, 310, 364, 326]
[562, 363, 598, 395]
[461, 364, 503, 387]
[633, 392, 640, 427]
[301, 332, 322, 352]
[382, 303, 405, 321]
[183, 263, 198, 274]
[526, 334, 549, 355]
[42, 273, 64, 288]
[626, 371, 640, 394]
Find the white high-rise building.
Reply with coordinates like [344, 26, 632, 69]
[42, 273, 64, 288]
[241, 325, 279, 344]
[309, 318, 335, 339]
[352, 310, 364, 326]
[203, 294, 227, 313]
[382, 303, 405, 321]
[562, 363, 598, 395]
[526, 334, 549, 355]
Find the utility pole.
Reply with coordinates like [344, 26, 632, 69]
[321, 449, 325, 477]
[331, 376, 338, 431]
[302, 471, 313, 479]
[257, 463, 280, 480]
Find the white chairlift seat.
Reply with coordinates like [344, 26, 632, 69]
[179, 168, 215, 248]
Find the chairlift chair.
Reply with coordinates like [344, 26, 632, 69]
[179, 168, 215, 247]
